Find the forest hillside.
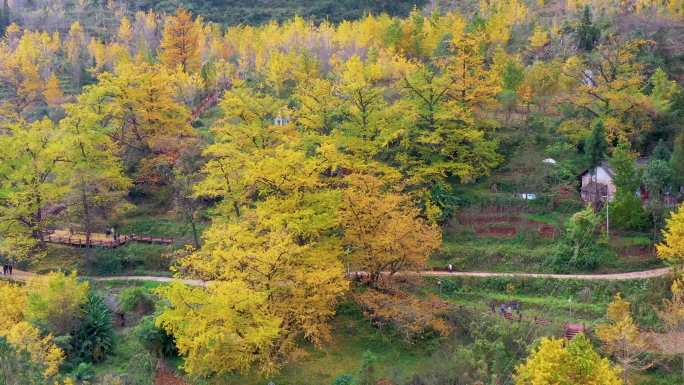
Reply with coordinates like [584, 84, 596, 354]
[1, 0, 684, 384]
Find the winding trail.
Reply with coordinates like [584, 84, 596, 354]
[1, 267, 673, 287]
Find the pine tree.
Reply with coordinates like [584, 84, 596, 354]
[585, 120, 608, 170]
[653, 139, 671, 161]
[0, 0, 9, 36]
[577, 5, 600, 51]
[671, 130, 684, 188]
[609, 143, 648, 230]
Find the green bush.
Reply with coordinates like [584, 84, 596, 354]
[134, 316, 177, 358]
[546, 242, 614, 272]
[85, 243, 172, 275]
[72, 293, 114, 363]
[0, 337, 45, 385]
[545, 206, 614, 272]
[610, 194, 649, 231]
[119, 287, 155, 314]
[408, 310, 547, 385]
[332, 374, 354, 385]
[357, 350, 378, 385]
[71, 362, 95, 381]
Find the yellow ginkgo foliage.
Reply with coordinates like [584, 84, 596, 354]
[43, 73, 64, 106]
[657, 202, 684, 269]
[529, 25, 549, 50]
[515, 334, 622, 385]
[596, 294, 651, 383]
[0, 284, 64, 379]
[0, 282, 27, 330]
[156, 281, 282, 376]
[3, 321, 64, 378]
[339, 174, 441, 284]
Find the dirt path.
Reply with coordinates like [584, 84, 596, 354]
[420, 267, 672, 281]
[1, 267, 672, 286]
[2, 270, 205, 286]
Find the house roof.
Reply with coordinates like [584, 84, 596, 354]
[579, 161, 615, 178]
[579, 157, 651, 179]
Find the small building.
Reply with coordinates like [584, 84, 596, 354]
[273, 114, 290, 126]
[580, 158, 680, 208]
[518, 193, 538, 200]
[579, 161, 616, 203]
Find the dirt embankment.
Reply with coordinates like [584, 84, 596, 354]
[454, 208, 559, 239]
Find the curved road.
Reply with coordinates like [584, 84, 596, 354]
[1, 267, 673, 287]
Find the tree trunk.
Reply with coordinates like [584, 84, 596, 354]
[81, 184, 91, 246]
[190, 216, 200, 249]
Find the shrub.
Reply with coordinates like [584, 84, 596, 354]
[71, 361, 95, 381]
[357, 350, 378, 385]
[547, 242, 614, 272]
[25, 272, 89, 336]
[332, 374, 354, 385]
[71, 293, 114, 363]
[85, 244, 173, 275]
[354, 289, 452, 342]
[119, 287, 155, 314]
[0, 336, 47, 385]
[545, 206, 614, 272]
[134, 316, 177, 358]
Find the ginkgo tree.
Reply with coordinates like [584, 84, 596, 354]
[657, 202, 684, 270]
[515, 334, 623, 385]
[160, 89, 349, 375]
[339, 173, 441, 285]
[0, 119, 66, 260]
[59, 96, 131, 245]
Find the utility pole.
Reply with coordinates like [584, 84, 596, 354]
[602, 195, 610, 239]
[606, 199, 609, 239]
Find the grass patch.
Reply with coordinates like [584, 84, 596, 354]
[203, 302, 448, 385]
[425, 276, 671, 328]
[90, 327, 156, 385]
[35, 243, 175, 276]
[435, 234, 556, 272]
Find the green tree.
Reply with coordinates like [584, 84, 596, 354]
[609, 144, 647, 230]
[671, 130, 684, 188]
[653, 139, 671, 161]
[550, 205, 611, 271]
[72, 293, 114, 363]
[60, 100, 131, 245]
[577, 5, 600, 51]
[0, 0, 9, 36]
[585, 120, 608, 171]
[400, 63, 500, 216]
[643, 158, 674, 239]
[25, 272, 89, 337]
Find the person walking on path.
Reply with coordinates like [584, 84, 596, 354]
[8, 264, 12, 275]
[2, 264, 6, 275]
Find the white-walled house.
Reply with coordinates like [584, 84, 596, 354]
[579, 158, 679, 207]
[579, 162, 616, 203]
